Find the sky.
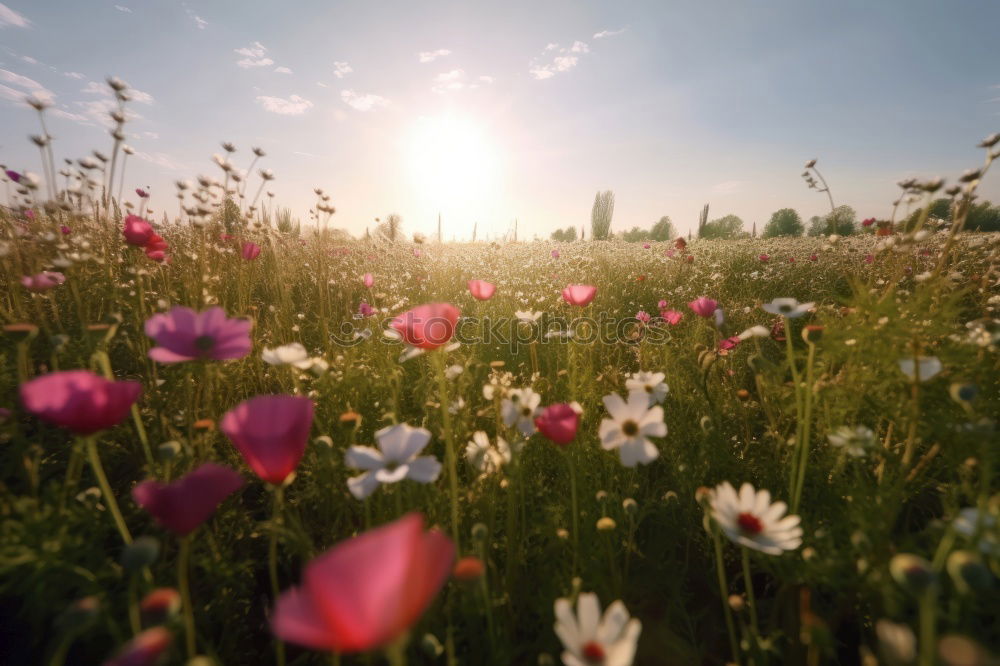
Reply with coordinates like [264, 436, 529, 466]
[2, 0, 999, 240]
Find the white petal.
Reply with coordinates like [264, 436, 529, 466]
[344, 446, 384, 470]
[347, 472, 380, 500]
[406, 456, 442, 483]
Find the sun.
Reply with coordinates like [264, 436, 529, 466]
[404, 113, 502, 237]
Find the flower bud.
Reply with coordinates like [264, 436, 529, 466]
[452, 556, 485, 581]
[158, 440, 181, 460]
[121, 535, 160, 572]
[946, 551, 992, 594]
[596, 517, 617, 531]
[622, 498, 638, 515]
[421, 633, 444, 658]
[889, 553, 936, 593]
[471, 522, 489, 542]
[140, 587, 181, 625]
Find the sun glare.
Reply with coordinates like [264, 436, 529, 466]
[404, 113, 502, 237]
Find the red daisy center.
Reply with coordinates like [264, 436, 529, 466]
[582, 640, 606, 662]
[737, 512, 764, 535]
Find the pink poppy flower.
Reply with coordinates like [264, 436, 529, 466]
[103, 627, 172, 666]
[788, 257, 796, 263]
[390, 303, 460, 350]
[144, 233, 169, 262]
[864, 254, 874, 264]
[862, 217, 876, 227]
[534, 403, 581, 446]
[221, 395, 314, 485]
[467, 280, 496, 301]
[20, 370, 141, 435]
[635, 310, 651, 324]
[358, 302, 375, 318]
[642, 243, 651, 249]
[686, 255, 695, 264]
[664, 249, 675, 258]
[562, 284, 597, 307]
[688, 297, 718, 318]
[271, 513, 454, 653]
[145, 306, 252, 364]
[759, 254, 770, 262]
[21, 271, 65, 292]
[719, 336, 741, 351]
[123, 215, 154, 246]
[60, 225, 72, 235]
[809, 254, 818, 261]
[132, 463, 244, 536]
[363, 273, 374, 288]
[657, 299, 668, 309]
[551, 249, 560, 259]
[241, 242, 261, 260]
[661, 309, 683, 325]
[136, 188, 149, 198]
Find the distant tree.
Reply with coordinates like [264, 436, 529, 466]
[697, 204, 710, 237]
[806, 215, 825, 237]
[650, 216, 675, 241]
[590, 190, 615, 240]
[376, 213, 402, 242]
[699, 214, 744, 239]
[902, 197, 1000, 232]
[550, 226, 578, 241]
[825, 205, 857, 235]
[762, 208, 804, 238]
[620, 226, 651, 242]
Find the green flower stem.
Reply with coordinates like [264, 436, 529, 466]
[269, 485, 286, 666]
[741, 547, 760, 641]
[59, 441, 84, 514]
[178, 535, 197, 659]
[84, 436, 132, 544]
[791, 340, 817, 515]
[918, 588, 936, 666]
[567, 450, 579, 576]
[783, 316, 804, 498]
[432, 350, 461, 548]
[713, 527, 740, 665]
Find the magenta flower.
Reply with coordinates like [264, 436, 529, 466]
[241, 242, 261, 260]
[21, 271, 65, 292]
[551, 249, 560, 259]
[534, 403, 581, 446]
[272, 513, 454, 653]
[562, 284, 597, 307]
[358, 301, 375, 318]
[60, 225, 72, 235]
[809, 254, 818, 261]
[665, 249, 676, 258]
[103, 627, 172, 666]
[123, 215, 154, 246]
[719, 336, 741, 351]
[221, 395, 314, 485]
[136, 188, 149, 198]
[363, 272, 374, 288]
[635, 310, 651, 324]
[688, 296, 718, 318]
[864, 254, 874, 264]
[467, 279, 496, 301]
[132, 463, 244, 536]
[145, 306, 252, 364]
[661, 309, 683, 325]
[642, 243, 651, 249]
[390, 303, 460, 350]
[20, 370, 141, 435]
[759, 254, 770, 262]
[657, 299, 668, 309]
[5, 169, 21, 183]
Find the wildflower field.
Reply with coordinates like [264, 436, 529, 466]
[3, 89, 1000, 666]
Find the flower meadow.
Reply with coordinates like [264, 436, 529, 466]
[2, 88, 1000, 666]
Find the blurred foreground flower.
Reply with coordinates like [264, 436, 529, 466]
[145, 306, 252, 363]
[132, 463, 244, 535]
[271, 513, 454, 653]
[535, 403, 582, 446]
[103, 627, 172, 666]
[468, 279, 496, 301]
[553, 592, 641, 666]
[20, 370, 140, 435]
[762, 297, 814, 318]
[21, 271, 65, 292]
[221, 395, 314, 485]
[898, 356, 942, 382]
[688, 296, 718, 318]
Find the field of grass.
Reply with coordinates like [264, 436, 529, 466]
[2, 186, 999, 666]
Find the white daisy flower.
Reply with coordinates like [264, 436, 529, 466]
[762, 298, 814, 319]
[624, 371, 669, 406]
[597, 393, 665, 467]
[738, 325, 771, 340]
[826, 425, 875, 457]
[465, 431, 511, 476]
[898, 356, 942, 382]
[344, 423, 442, 500]
[709, 481, 802, 555]
[261, 343, 313, 369]
[553, 592, 642, 666]
[502, 387, 542, 437]
[515, 310, 544, 324]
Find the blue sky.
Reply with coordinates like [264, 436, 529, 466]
[2, 0, 999, 239]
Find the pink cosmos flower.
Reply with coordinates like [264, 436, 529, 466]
[136, 188, 149, 198]
[562, 285, 597, 307]
[642, 243, 651, 249]
[5, 169, 21, 183]
[468, 279, 496, 301]
[534, 403, 581, 446]
[241, 242, 261, 260]
[809, 254, 818, 261]
[103, 627, 172, 666]
[358, 302, 375, 318]
[862, 217, 876, 227]
[688, 297, 718, 318]
[665, 249, 676, 258]
[145, 306, 252, 363]
[271, 513, 454, 653]
[144, 233, 169, 262]
[864, 254, 874, 264]
[759, 254, 770, 262]
[657, 299, 668, 309]
[719, 336, 741, 351]
[221, 395, 314, 485]
[363, 272, 374, 288]
[24, 208, 35, 220]
[132, 463, 244, 536]
[551, 249, 560, 259]
[20, 370, 141, 435]
[661, 309, 683, 325]
[123, 215, 154, 246]
[390, 303, 460, 350]
[60, 225, 72, 235]
[635, 310, 651, 324]
[788, 257, 796, 263]
[21, 271, 65, 292]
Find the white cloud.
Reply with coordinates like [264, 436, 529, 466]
[134, 151, 184, 171]
[20, 54, 37, 64]
[256, 94, 313, 115]
[186, 9, 207, 29]
[316, 81, 328, 88]
[340, 89, 388, 111]
[49, 107, 90, 124]
[63, 71, 85, 80]
[114, 4, 132, 12]
[274, 66, 293, 74]
[333, 61, 352, 78]
[81, 79, 154, 104]
[0, 3, 30, 28]
[593, 28, 626, 39]
[418, 48, 451, 63]
[0, 68, 52, 102]
[431, 69, 493, 94]
[73, 99, 142, 126]
[235, 42, 274, 68]
[529, 41, 587, 80]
